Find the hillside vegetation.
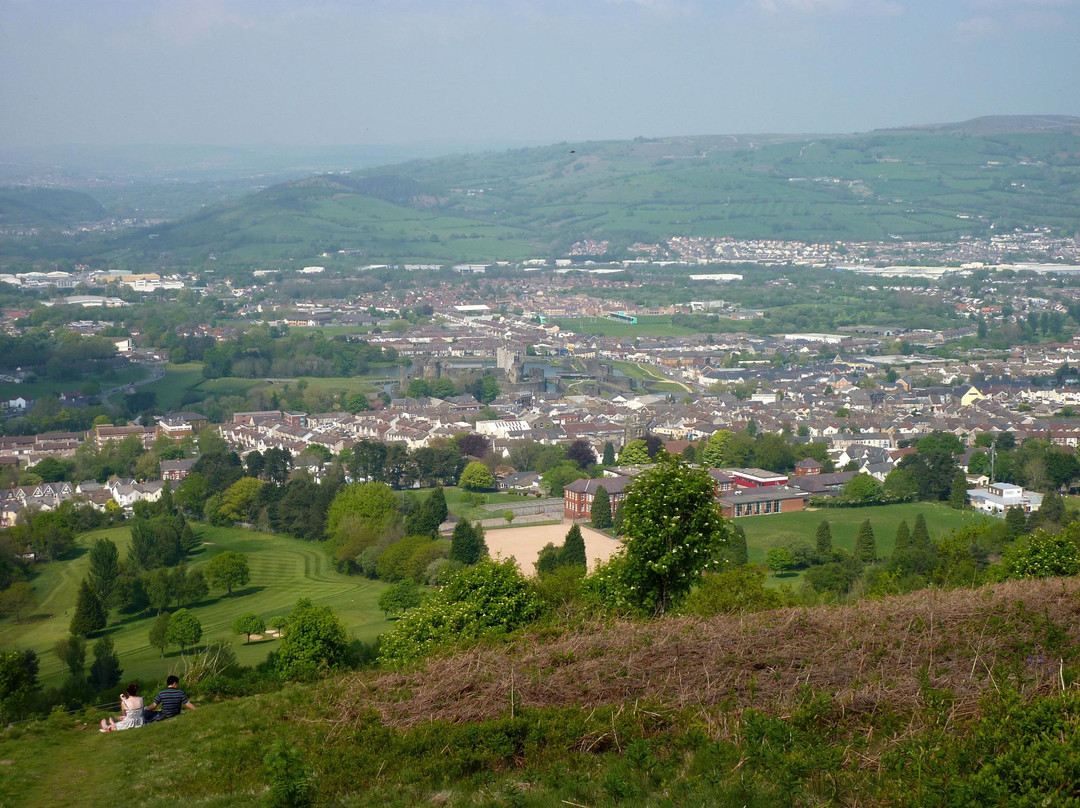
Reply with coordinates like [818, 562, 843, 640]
[3, 577, 1079, 807]
[89, 117, 1080, 268]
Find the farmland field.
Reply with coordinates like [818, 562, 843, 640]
[0, 523, 389, 686]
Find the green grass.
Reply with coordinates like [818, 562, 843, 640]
[411, 486, 535, 522]
[0, 523, 389, 686]
[136, 362, 205, 410]
[0, 366, 148, 401]
[739, 502, 992, 582]
[552, 315, 700, 338]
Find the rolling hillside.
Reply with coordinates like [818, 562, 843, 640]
[95, 115, 1080, 268]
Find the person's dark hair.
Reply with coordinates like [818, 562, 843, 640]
[125, 682, 139, 696]
[166, 675, 180, 687]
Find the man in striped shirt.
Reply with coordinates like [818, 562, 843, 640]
[144, 675, 196, 723]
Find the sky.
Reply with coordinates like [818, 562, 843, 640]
[1, 0, 1078, 151]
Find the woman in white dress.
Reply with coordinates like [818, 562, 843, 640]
[100, 683, 145, 732]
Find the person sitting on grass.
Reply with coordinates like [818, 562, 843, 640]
[100, 683, 144, 733]
[143, 675, 196, 724]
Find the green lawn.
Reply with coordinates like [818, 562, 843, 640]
[552, 315, 700, 338]
[0, 523, 389, 686]
[411, 486, 535, 522]
[739, 502, 992, 582]
[0, 365, 148, 400]
[135, 362, 205, 410]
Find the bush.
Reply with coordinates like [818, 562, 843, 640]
[682, 566, 782, 617]
[379, 559, 541, 665]
[274, 599, 350, 680]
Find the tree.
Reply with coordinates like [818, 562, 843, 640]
[722, 522, 748, 568]
[0, 649, 39, 724]
[911, 513, 932, 549]
[53, 633, 86, 675]
[206, 551, 251, 595]
[217, 477, 266, 524]
[562, 523, 587, 570]
[70, 579, 106, 637]
[165, 608, 203, 653]
[88, 636, 122, 692]
[566, 439, 596, 470]
[378, 580, 424, 618]
[263, 447, 293, 485]
[1005, 506, 1029, 542]
[87, 538, 120, 607]
[449, 520, 486, 565]
[839, 474, 884, 505]
[765, 546, 796, 575]
[854, 519, 877, 563]
[149, 612, 170, 656]
[591, 485, 612, 529]
[894, 520, 911, 553]
[454, 432, 491, 459]
[1039, 490, 1066, 527]
[275, 598, 350, 679]
[326, 482, 400, 544]
[701, 430, 734, 468]
[0, 582, 35, 623]
[602, 441, 616, 466]
[949, 471, 969, 510]
[458, 461, 495, 492]
[232, 612, 266, 644]
[618, 440, 651, 465]
[619, 454, 728, 615]
[815, 520, 834, 561]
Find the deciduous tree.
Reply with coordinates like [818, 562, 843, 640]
[619, 454, 727, 615]
[206, 550, 251, 596]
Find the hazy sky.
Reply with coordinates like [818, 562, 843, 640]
[2, 0, 1078, 150]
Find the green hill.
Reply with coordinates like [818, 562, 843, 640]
[2, 576, 1078, 807]
[96, 115, 1080, 268]
[0, 523, 389, 686]
[0, 187, 107, 228]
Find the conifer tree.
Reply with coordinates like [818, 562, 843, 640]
[911, 513, 931, 549]
[591, 485, 612, 529]
[854, 519, 877, 563]
[894, 519, 911, 553]
[949, 471, 969, 510]
[602, 441, 615, 466]
[562, 523, 587, 569]
[815, 520, 834, 560]
[88, 637, 122, 692]
[1004, 506, 1028, 542]
[70, 579, 106, 638]
[449, 520, 486, 565]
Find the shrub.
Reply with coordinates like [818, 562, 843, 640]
[379, 559, 541, 665]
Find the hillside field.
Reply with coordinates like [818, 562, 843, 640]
[739, 502, 992, 580]
[0, 523, 389, 686]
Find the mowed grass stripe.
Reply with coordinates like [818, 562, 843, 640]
[1, 523, 389, 684]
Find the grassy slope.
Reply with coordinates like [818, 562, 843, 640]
[0, 524, 389, 685]
[94, 128, 1080, 267]
[2, 576, 1079, 807]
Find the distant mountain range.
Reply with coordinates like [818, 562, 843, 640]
[3, 116, 1079, 268]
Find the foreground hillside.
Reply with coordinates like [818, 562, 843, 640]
[97, 116, 1080, 267]
[3, 578, 1079, 807]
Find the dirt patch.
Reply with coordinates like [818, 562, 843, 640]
[337, 578, 1080, 730]
[482, 521, 622, 575]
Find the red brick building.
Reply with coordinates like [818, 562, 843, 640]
[563, 476, 632, 521]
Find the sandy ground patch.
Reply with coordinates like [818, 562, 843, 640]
[483, 521, 622, 575]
